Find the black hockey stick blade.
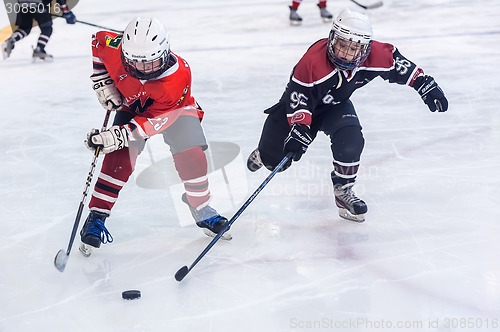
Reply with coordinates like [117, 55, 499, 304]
[54, 249, 69, 272]
[350, 0, 383, 9]
[175, 266, 189, 281]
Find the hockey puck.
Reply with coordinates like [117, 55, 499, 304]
[122, 290, 141, 300]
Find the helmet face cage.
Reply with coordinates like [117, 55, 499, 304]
[121, 49, 170, 80]
[120, 18, 172, 80]
[327, 30, 372, 71]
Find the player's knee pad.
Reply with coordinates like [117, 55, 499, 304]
[39, 23, 53, 38]
[259, 150, 291, 173]
[331, 125, 365, 162]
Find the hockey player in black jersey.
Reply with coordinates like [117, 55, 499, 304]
[247, 8, 448, 222]
[1, 0, 76, 61]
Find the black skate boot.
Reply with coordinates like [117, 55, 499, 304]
[332, 173, 367, 222]
[247, 148, 264, 172]
[289, 6, 303, 26]
[182, 194, 232, 240]
[318, 4, 333, 22]
[1, 38, 15, 59]
[79, 210, 113, 256]
[32, 46, 53, 62]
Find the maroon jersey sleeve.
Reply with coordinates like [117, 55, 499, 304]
[362, 41, 424, 87]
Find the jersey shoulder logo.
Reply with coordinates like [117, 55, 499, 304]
[105, 35, 123, 49]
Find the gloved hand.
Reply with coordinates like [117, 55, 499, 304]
[85, 126, 129, 154]
[63, 11, 76, 24]
[60, 4, 76, 24]
[413, 75, 448, 112]
[91, 73, 123, 111]
[284, 124, 313, 161]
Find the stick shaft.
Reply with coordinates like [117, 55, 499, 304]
[61, 111, 111, 256]
[51, 14, 123, 33]
[181, 152, 293, 278]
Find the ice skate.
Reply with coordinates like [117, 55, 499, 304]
[182, 194, 232, 241]
[79, 210, 113, 257]
[32, 46, 53, 62]
[2, 38, 15, 59]
[289, 6, 303, 26]
[318, 5, 333, 22]
[334, 182, 367, 222]
[247, 148, 264, 172]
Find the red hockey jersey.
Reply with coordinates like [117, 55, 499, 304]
[91, 31, 202, 139]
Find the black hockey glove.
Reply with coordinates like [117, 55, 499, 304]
[60, 4, 76, 24]
[284, 124, 313, 162]
[414, 75, 448, 112]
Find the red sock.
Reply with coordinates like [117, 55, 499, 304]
[291, 1, 301, 10]
[173, 146, 211, 209]
[89, 146, 140, 215]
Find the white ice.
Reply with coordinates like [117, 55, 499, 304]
[1, 0, 500, 331]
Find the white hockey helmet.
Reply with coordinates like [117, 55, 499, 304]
[327, 8, 373, 70]
[121, 17, 171, 80]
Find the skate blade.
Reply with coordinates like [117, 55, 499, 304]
[32, 55, 54, 63]
[322, 17, 333, 23]
[79, 242, 94, 257]
[338, 208, 365, 222]
[290, 20, 302, 26]
[203, 228, 232, 241]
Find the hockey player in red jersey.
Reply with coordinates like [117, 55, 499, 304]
[247, 8, 448, 222]
[80, 17, 230, 256]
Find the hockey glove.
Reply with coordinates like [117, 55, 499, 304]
[414, 75, 448, 112]
[85, 126, 129, 154]
[60, 4, 76, 24]
[91, 73, 123, 111]
[284, 124, 313, 161]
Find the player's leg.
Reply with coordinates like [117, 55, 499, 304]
[248, 109, 292, 172]
[163, 116, 231, 240]
[80, 111, 145, 253]
[2, 13, 32, 59]
[32, 11, 54, 60]
[320, 100, 367, 222]
[317, 1, 333, 21]
[289, 0, 303, 25]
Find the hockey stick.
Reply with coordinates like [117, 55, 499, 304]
[350, 0, 383, 9]
[54, 110, 112, 272]
[175, 152, 293, 282]
[51, 14, 123, 33]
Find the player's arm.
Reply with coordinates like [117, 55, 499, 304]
[90, 33, 123, 111]
[282, 72, 317, 162]
[378, 43, 448, 112]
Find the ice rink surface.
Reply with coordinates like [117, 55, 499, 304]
[1, 0, 500, 331]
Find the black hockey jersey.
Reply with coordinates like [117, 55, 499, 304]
[269, 38, 424, 127]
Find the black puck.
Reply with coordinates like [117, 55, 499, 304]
[122, 290, 141, 300]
